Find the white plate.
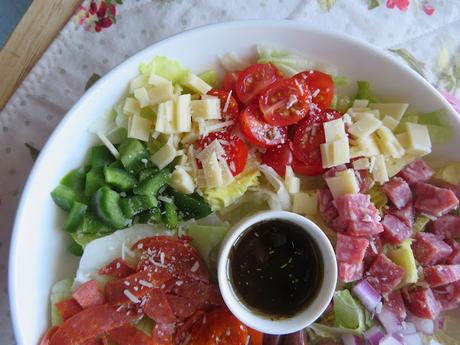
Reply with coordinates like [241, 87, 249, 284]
[9, 20, 460, 345]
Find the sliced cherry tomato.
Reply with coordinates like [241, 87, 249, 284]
[259, 78, 311, 126]
[207, 89, 239, 123]
[240, 104, 288, 148]
[290, 109, 342, 176]
[196, 130, 248, 176]
[292, 158, 325, 176]
[236, 63, 282, 104]
[294, 70, 334, 112]
[188, 307, 249, 345]
[223, 71, 239, 92]
[261, 144, 293, 177]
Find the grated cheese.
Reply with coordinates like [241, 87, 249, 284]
[123, 290, 140, 304]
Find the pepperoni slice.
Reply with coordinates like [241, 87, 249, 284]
[142, 288, 176, 324]
[153, 323, 175, 345]
[73, 280, 105, 309]
[98, 258, 136, 278]
[174, 311, 206, 345]
[107, 324, 156, 345]
[166, 294, 198, 320]
[55, 299, 83, 321]
[39, 326, 59, 345]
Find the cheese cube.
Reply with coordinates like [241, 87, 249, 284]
[292, 192, 318, 215]
[396, 132, 409, 149]
[406, 123, 431, 156]
[187, 145, 198, 177]
[123, 97, 141, 116]
[350, 136, 380, 158]
[182, 72, 212, 94]
[202, 152, 223, 188]
[320, 142, 334, 168]
[348, 116, 382, 138]
[332, 138, 350, 166]
[349, 146, 367, 159]
[353, 157, 370, 170]
[352, 99, 369, 108]
[169, 166, 195, 194]
[149, 82, 174, 105]
[127, 115, 152, 142]
[148, 73, 170, 86]
[219, 160, 235, 187]
[155, 100, 176, 134]
[382, 115, 399, 131]
[324, 119, 346, 142]
[175, 94, 192, 132]
[151, 143, 176, 169]
[343, 113, 353, 125]
[386, 155, 417, 178]
[375, 126, 405, 158]
[285, 176, 300, 194]
[285, 166, 294, 178]
[196, 139, 225, 162]
[191, 99, 221, 120]
[325, 169, 360, 198]
[129, 75, 147, 94]
[133, 87, 150, 108]
[174, 84, 183, 97]
[371, 155, 389, 183]
[369, 103, 408, 122]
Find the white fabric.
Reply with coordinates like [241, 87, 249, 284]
[1, 0, 460, 342]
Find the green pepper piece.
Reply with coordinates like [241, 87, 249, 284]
[133, 169, 170, 196]
[118, 138, 150, 174]
[68, 240, 84, 256]
[172, 191, 212, 220]
[64, 201, 88, 232]
[163, 198, 178, 230]
[103, 166, 137, 191]
[137, 207, 162, 224]
[92, 186, 129, 229]
[85, 167, 106, 197]
[51, 185, 77, 211]
[76, 211, 113, 234]
[138, 167, 159, 182]
[119, 195, 158, 218]
[91, 145, 115, 168]
[60, 166, 89, 191]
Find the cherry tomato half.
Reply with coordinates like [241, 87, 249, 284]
[223, 71, 239, 93]
[236, 63, 282, 104]
[259, 78, 311, 126]
[261, 143, 293, 177]
[240, 104, 288, 148]
[294, 70, 334, 112]
[196, 130, 248, 176]
[207, 89, 239, 124]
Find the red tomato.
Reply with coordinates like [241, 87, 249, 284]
[261, 144, 293, 177]
[196, 130, 248, 176]
[294, 70, 334, 112]
[223, 71, 239, 92]
[188, 308, 249, 345]
[240, 104, 288, 148]
[259, 78, 311, 126]
[207, 89, 239, 123]
[236, 63, 282, 104]
[290, 109, 342, 176]
[292, 158, 325, 176]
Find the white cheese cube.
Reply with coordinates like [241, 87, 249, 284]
[343, 113, 353, 126]
[353, 157, 370, 170]
[151, 143, 176, 169]
[129, 75, 147, 94]
[190, 99, 221, 120]
[375, 126, 405, 158]
[396, 132, 410, 149]
[320, 142, 334, 168]
[292, 192, 318, 215]
[325, 169, 360, 198]
[331, 138, 350, 166]
[148, 73, 170, 86]
[182, 72, 212, 94]
[285, 166, 295, 178]
[196, 139, 225, 162]
[219, 160, 235, 187]
[382, 115, 399, 131]
[406, 123, 431, 156]
[371, 155, 389, 183]
[169, 166, 195, 194]
[349, 146, 367, 159]
[386, 155, 417, 177]
[155, 100, 176, 134]
[285, 176, 300, 194]
[348, 116, 382, 138]
[149, 82, 174, 105]
[352, 99, 369, 108]
[324, 119, 346, 142]
[202, 152, 223, 188]
[369, 103, 408, 122]
[175, 94, 192, 132]
[174, 84, 183, 97]
[133, 87, 150, 108]
[123, 97, 141, 116]
[127, 115, 152, 142]
[187, 145, 198, 177]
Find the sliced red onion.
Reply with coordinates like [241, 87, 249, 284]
[352, 280, 382, 313]
[400, 321, 417, 335]
[379, 334, 403, 345]
[341, 334, 364, 345]
[377, 306, 403, 334]
[402, 333, 423, 345]
[363, 325, 385, 345]
[407, 313, 434, 335]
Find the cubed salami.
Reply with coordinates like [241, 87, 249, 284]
[386, 203, 415, 228]
[318, 188, 340, 226]
[433, 281, 460, 311]
[446, 240, 460, 265]
[398, 160, 434, 185]
[366, 254, 405, 294]
[424, 265, 460, 287]
[335, 194, 383, 236]
[339, 262, 364, 283]
[335, 233, 369, 264]
[55, 299, 83, 321]
[412, 232, 453, 266]
[383, 177, 412, 209]
[72, 280, 105, 309]
[404, 287, 441, 320]
[363, 235, 383, 269]
[381, 214, 413, 245]
[98, 258, 136, 279]
[384, 291, 407, 321]
[429, 215, 460, 240]
[414, 183, 459, 217]
[355, 169, 373, 193]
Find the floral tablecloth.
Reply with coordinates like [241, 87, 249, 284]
[2, 0, 460, 343]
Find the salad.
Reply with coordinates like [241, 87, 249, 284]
[42, 46, 460, 345]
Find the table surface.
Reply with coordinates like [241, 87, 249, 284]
[0, 0, 81, 110]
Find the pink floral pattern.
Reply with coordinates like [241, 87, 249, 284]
[74, 0, 122, 32]
[386, 0, 410, 11]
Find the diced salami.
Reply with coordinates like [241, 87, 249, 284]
[335, 233, 369, 264]
[142, 288, 176, 324]
[55, 299, 83, 321]
[318, 188, 340, 226]
[152, 323, 175, 345]
[414, 183, 459, 217]
[366, 254, 405, 294]
[386, 203, 415, 228]
[383, 177, 412, 209]
[98, 258, 136, 278]
[338, 262, 364, 283]
[384, 291, 406, 321]
[49, 304, 131, 345]
[355, 169, 373, 193]
[107, 324, 155, 345]
[433, 281, 460, 311]
[398, 160, 434, 185]
[335, 194, 383, 236]
[73, 280, 105, 309]
[412, 232, 453, 266]
[424, 265, 460, 287]
[39, 326, 59, 345]
[166, 295, 197, 320]
[381, 214, 412, 245]
[404, 287, 441, 320]
[429, 215, 460, 240]
[363, 235, 383, 269]
[446, 240, 460, 265]
[174, 311, 205, 345]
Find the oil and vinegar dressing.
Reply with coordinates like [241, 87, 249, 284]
[229, 219, 323, 318]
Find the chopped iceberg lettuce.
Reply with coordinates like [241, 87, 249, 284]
[50, 279, 73, 326]
[368, 183, 388, 215]
[333, 290, 366, 332]
[198, 70, 217, 89]
[356, 81, 378, 103]
[139, 56, 188, 84]
[413, 214, 430, 233]
[435, 162, 460, 185]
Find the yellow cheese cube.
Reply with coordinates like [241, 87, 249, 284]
[324, 119, 346, 142]
[196, 139, 225, 162]
[182, 72, 212, 94]
[406, 123, 431, 156]
[292, 192, 318, 215]
[155, 100, 176, 134]
[382, 115, 399, 131]
[325, 169, 360, 198]
[190, 99, 221, 120]
[123, 97, 141, 116]
[285, 176, 301, 194]
[332, 138, 350, 166]
[219, 160, 235, 187]
[375, 126, 405, 158]
[352, 157, 370, 170]
[369, 103, 408, 122]
[320, 142, 334, 168]
[285, 166, 294, 178]
[169, 166, 195, 194]
[348, 116, 382, 138]
[371, 154, 389, 183]
[127, 115, 152, 142]
[202, 152, 223, 188]
[129, 75, 147, 94]
[151, 143, 176, 169]
[148, 73, 170, 86]
[352, 99, 369, 108]
[149, 82, 174, 105]
[386, 155, 417, 178]
[396, 132, 410, 149]
[175, 94, 192, 132]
